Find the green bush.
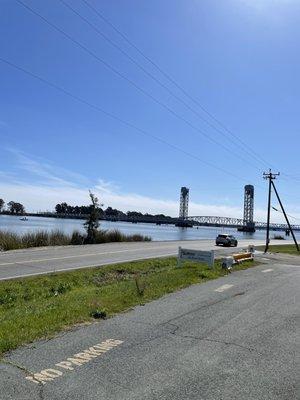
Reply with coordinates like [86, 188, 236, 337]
[0, 231, 22, 251]
[93, 229, 109, 244]
[49, 230, 71, 246]
[128, 234, 151, 242]
[70, 231, 85, 245]
[22, 231, 49, 247]
[105, 229, 124, 242]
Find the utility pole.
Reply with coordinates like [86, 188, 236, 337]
[263, 170, 299, 253]
[263, 170, 280, 252]
[270, 180, 299, 252]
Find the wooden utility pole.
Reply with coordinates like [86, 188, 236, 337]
[263, 170, 280, 253]
[263, 170, 299, 253]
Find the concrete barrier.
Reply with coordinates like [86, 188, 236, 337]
[232, 252, 253, 263]
[221, 256, 234, 270]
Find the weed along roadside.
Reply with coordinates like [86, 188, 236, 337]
[0, 256, 258, 356]
[256, 244, 300, 256]
[0, 229, 151, 251]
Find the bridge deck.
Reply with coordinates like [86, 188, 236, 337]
[15, 212, 300, 231]
[188, 216, 300, 231]
[187, 216, 300, 231]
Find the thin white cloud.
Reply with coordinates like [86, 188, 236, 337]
[0, 180, 297, 224]
[6, 148, 91, 188]
[96, 179, 120, 194]
[0, 171, 18, 180]
[1, 148, 298, 223]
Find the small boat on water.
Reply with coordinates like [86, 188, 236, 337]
[20, 217, 28, 221]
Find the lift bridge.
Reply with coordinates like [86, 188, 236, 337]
[179, 185, 300, 231]
[186, 215, 300, 231]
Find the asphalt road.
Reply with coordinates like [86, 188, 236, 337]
[1, 253, 299, 399]
[0, 238, 271, 280]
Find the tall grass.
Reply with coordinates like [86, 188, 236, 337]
[95, 229, 151, 243]
[0, 257, 257, 354]
[0, 229, 151, 251]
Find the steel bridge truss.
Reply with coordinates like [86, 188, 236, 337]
[187, 215, 300, 231]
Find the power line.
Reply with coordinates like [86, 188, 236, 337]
[81, 0, 273, 170]
[272, 206, 300, 222]
[0, 56, 251, 184]
[80, 2, 300, 197]
[82, 0, 300, 187]
[59, 0, 266, 172]
[16, 0, 264, 172]
[281, 172, 300, 183]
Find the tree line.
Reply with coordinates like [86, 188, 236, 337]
[54, 202, 170, 219]
[0, 199, 25, 214]
[0, 197, 171, 219]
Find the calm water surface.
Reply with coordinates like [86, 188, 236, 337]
[0, 214, 285, 241]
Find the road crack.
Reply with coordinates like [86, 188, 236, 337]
[175, 333, 259, 353]
[161, 297, 231, 326]
[1, 359, 45, 400]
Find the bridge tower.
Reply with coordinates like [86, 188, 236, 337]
[179, 187, 189, 219]
[176, 187, 192, 227]
[243, 185, 255, 232]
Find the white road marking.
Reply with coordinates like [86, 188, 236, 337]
[261, 258, 270, 261]
[25, 339, 123, 385]
[262, 268, 273, 273]
[214, 284, 233, 292]
[0, 245, 179, 267]
[0, 252, 176, 281]
[0, 240, 270, 267]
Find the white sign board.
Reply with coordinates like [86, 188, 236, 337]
[178, 247, 214, 268]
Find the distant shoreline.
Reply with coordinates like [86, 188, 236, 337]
[0, 212, 178, 225]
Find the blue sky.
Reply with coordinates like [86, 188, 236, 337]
[0, 0, 300, 221]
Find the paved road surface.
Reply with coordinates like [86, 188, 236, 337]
[1, 253, 298, 399]
[0, 238, 274, 280]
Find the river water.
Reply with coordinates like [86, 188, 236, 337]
[0, 214, 287, 242]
